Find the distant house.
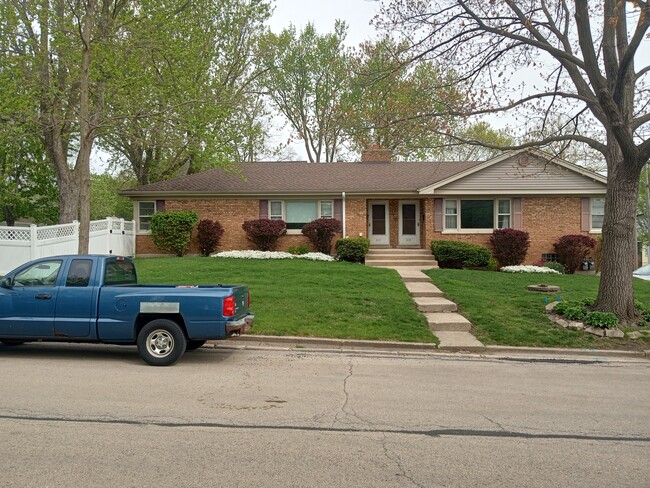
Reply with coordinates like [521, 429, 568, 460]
[121, 148, 607, 263]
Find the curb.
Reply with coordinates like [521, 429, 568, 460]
[209, 335, 650, 360]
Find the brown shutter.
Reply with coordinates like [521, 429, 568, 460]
[581, 198, 590, 232]
[155, 200, 165, 212]
[334, 199, 343, 221]
[434, 198, 443, 231]
[259, 200, 269, 219]
[512, 198, 522, 230]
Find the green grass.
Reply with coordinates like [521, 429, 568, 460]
[424, 268, 650, 350]
[135, 257, 436, 344]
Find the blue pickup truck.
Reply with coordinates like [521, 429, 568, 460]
[0, 255, 253, 365]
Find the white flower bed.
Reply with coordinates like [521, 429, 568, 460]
[212, 250, 334, 262]
[501, 265, 560, 274]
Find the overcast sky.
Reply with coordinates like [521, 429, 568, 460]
[268, 0, 381, 46]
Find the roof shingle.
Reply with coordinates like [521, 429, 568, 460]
[121, 160, 485, 196]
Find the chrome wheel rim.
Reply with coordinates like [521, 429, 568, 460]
[146, 329, 174, 358]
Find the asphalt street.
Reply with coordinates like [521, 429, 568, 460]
[0, 342, 648, 487]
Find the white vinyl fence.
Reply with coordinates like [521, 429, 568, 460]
[0, 217, 135, 275]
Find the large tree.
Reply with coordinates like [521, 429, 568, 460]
[100, 0, 271, 185]
[259, 21, 351, 162]
[344, 37, 464, 160]
[382, 1, 650, 320]
[2, 0, 133, 252]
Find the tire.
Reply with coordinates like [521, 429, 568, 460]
[137, 319, 187, 366]
[185, 340, 206, 351]
[1, 340, 25, 346]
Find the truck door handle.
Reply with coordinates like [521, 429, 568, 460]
[35, 293, 52, 300]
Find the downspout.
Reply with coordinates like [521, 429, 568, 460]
[342, 192, 346, 238]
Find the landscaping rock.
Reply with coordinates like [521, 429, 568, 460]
[585, 327, 605, 337]
[567, 321, 584, 330]
[605, 328, 624, 338]
[545, 302, 558, 313]
[556, 318, 569, 328]
[628, 332, 643, 340]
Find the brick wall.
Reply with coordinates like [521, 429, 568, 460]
[429, 196, 592, 263]
[344, 198, 367, 238]
[136, 195, 594, 262]
[136, 198, 341, 256]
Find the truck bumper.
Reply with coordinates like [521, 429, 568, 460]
[225, 313, 254, 336]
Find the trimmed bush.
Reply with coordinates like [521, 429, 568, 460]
[430, 240, 491, 269]
[242, 219, 287, 251]
[490, 228, 530, 267]
[553, 234, 597, 274]
[150, 211, 198, 257]
[302, 218, 342, 254]
[197, 219, 225, 257]
[335, 237, 370, 263]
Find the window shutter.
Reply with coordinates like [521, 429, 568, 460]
[434, 198, 443, 231]
[512, 198, 522, 230]
[581, 198, 590, 232]
[259, 200, 269, 219]
[334, 199, 343, 221]
[155, 200, 165, 212]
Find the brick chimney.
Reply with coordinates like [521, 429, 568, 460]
[361, 144, 393, 162]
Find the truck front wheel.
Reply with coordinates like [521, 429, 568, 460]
[137, 319, 187, 366]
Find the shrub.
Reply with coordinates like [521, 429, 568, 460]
[197, 219, 224, 257]
[430, 240, 491, 269]
[584, 311, 619, 329]
[242, 219, 287, 251]
[562, 305, 588, 321]
[301, 218, 342, 254]
[553, 234, 597, 274]
[490, 229, 530, 267]
[150, 211, 198, 257]
[335, 237, 370, 263]
[287, 244, 310, 255]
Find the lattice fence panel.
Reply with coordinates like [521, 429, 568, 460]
[0, 228, 30, 241]
[37, 225, 76, 240]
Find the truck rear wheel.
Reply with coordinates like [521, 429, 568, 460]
[137, 319, 187, 366]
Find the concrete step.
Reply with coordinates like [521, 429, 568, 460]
[393, 268, 432, 282]
[367, 259, 438, 268]
[425, 312, 472, 331]
[366, 253, 434, 261]
[435, 331, 485, 352]
[413, 297, 457, 313]
[404, 282, 444, 298]
[367, 248, 430, 254]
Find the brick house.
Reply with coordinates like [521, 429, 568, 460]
[121, 148, 607, 263]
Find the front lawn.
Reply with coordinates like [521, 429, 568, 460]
[424, 268, 650, 350]
[135, 257, 436, 343]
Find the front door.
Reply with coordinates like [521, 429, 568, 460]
[399, 201, 420, 246]
[368, 201, 389, 246]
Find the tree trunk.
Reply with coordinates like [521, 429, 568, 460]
[596, 150, 641, 320]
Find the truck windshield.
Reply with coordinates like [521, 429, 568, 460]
[104, 260, 137, 285]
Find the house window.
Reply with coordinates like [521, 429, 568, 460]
[445, 200, 458, 229]
[269, 200, 335, 229]
[541, 253, 559, 262]
[320, 201, 333, 219]
[444, 199, 512, 231]
[270, 201, 283, 220]
[461, 200, 494, 229]
[138, 201, 155, 232]
[591, 198, 605, 230]
[497, 199, 511, 229]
